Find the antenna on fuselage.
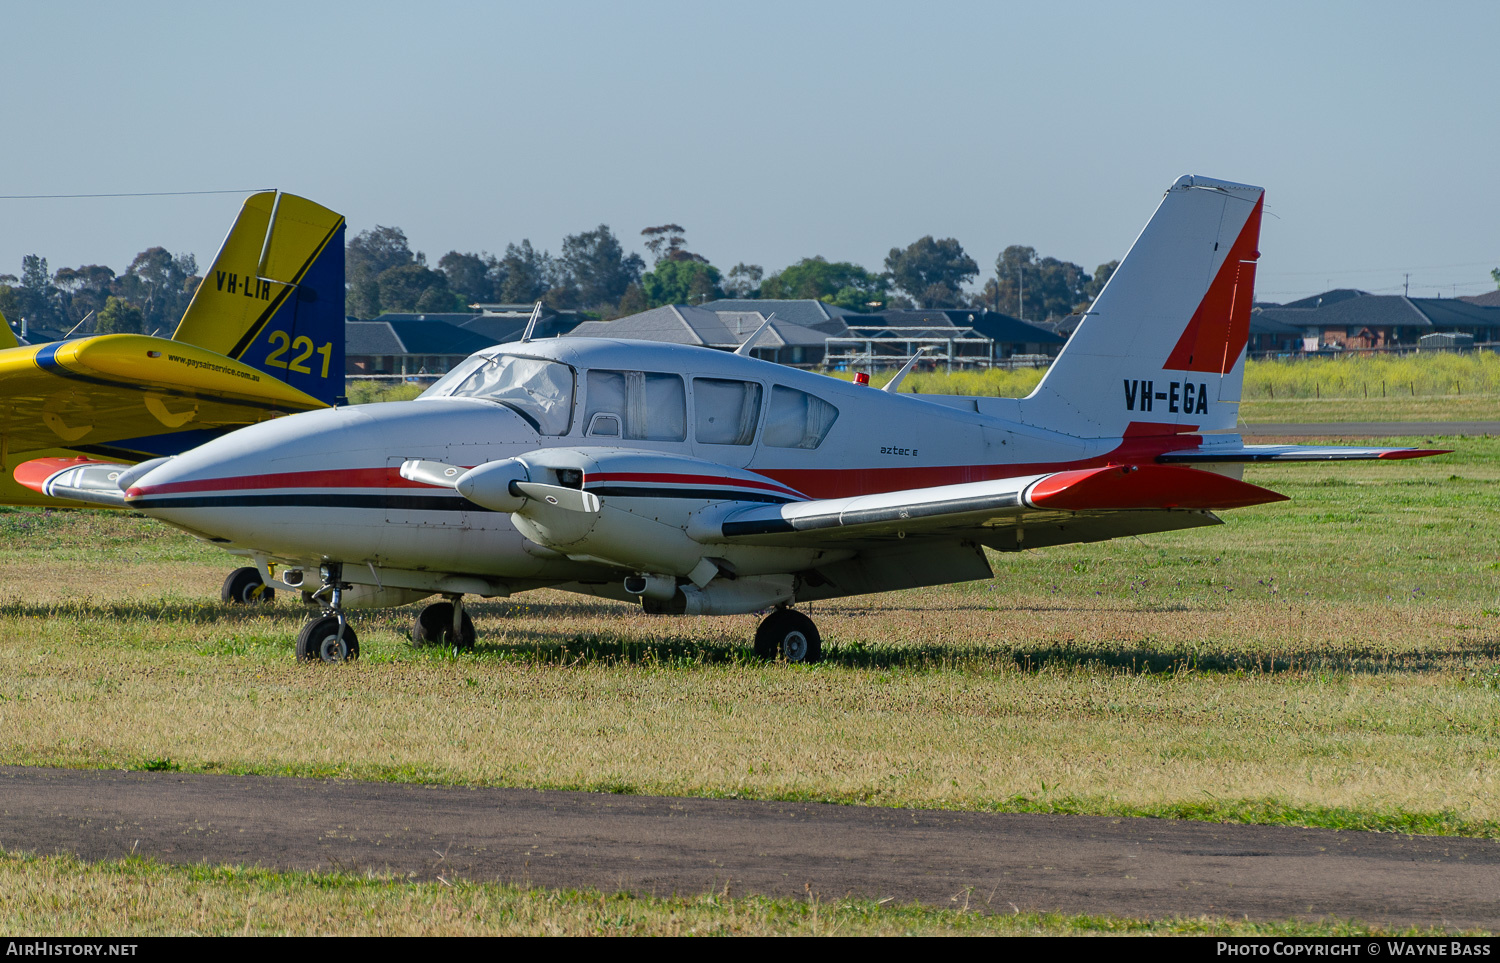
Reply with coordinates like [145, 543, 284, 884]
[519, 301, 543, 343]
[881, 345, 932, 393]
[733, 312, 776, 357]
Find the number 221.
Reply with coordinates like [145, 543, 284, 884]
[264, 331, 333, 378]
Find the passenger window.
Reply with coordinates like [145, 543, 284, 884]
[693, 378, 762, 446]
[585, 370, 686, 441]
[763, 385, 839, 449]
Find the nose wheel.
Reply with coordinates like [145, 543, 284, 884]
[296, 562, 358, 663]
[754, 608, 822, 664]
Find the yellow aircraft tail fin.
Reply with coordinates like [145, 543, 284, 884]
[0, 311, 18, 351]
[172, 192, 346, 405]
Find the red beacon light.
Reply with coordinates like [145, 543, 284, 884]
[854, 372, 870, 386]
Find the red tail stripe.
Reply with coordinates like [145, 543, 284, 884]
[1163, 194, 1264, 373]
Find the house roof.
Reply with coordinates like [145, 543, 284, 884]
[1255, 295, 1431, 330]
[1458, 290, 1500, 308]
[1407, 297, 1500, 330]
[567, 305, 738, 347]
[700, 299, 865, 327]
[346, 320, 501, 356]
[1276, 289, 1370, 310]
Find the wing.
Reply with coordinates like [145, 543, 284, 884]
[715, 464, 1285, 550]
[0, 335, 328, 460]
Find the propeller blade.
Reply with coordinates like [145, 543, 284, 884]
[513, 481, 600, 514]
[400, 459, 465, 489]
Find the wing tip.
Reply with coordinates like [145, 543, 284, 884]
[1377, 449, 1453, 460]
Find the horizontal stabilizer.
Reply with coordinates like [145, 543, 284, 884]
[1159, 444, 1452, 464]
[13, 457, 132, 507]
[1024, 464, 1286, 511]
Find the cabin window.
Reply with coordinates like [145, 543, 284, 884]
[692, 378, 762, 446]
[418, 353, 574, 435]
[763, 385, 839, 450]
[585, 370, 686, 441]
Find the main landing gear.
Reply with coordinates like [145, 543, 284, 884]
[754, 607, 822, 664]
[412, 596, 475, 653]
[295, 561, 359, 663]
[221, 566, 274, 605]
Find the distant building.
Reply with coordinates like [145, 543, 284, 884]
[1253, 291, 1500, 353]
[569, 300, 1063, 368]
[568, 300, 856, 366]
[345, 318, 501, 377]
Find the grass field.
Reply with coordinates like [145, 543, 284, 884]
[0, 851, 1473, 936]
[2, 391, 1497, 932]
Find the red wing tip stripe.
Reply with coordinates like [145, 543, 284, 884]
[1377, 449, 1452, 460]
[13, 457, 110, 494]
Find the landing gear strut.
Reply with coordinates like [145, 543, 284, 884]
[754, 607, 822, 664]
[295, 561, 359, 662]
[221, 566, 274, 604]
[413, 595, 475, 652]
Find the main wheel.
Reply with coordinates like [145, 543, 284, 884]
[221, 566, 274, 605]
[412, 601, 476, 650]
[295, 615, 359, 663]
[753, 609, 822, 664]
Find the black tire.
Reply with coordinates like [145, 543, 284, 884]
[753, 609, 822, 664]
[295, 615, 359, 663]
[413, 601, 476, 650]
[221, 566, 274, 605]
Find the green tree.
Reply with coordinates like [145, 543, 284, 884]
[497, 241, 554, 304]
[724, 263, 763, 298]
[641, 224, 708, 264]
[115, 248, 198, 335]
[376, 263, 452, 313]
[885, 237, 977, 308]
[1084, 260, 1119, 302]
[985, 246, 1093, 320]
[759, 257, 887, 309]
[94, 295, 144, 334]
[11, 255, 63, 330]
[53, 264, 116, 327]
[1491, 267, 1500, 289]
[561, 225, 644, 308]
[347, 226, 417, 316]
[437, 251, 502, 306]
[641, 259, 722, 306]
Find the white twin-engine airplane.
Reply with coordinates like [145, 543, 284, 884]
[20, 175, 1446, 662]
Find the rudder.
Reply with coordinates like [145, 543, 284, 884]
[1018, 175, 1263, 439]
[172, 192, 346, 405]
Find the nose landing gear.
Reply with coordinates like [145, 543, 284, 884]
[295, 561, 359, 663]
[753, 607, 822, 664]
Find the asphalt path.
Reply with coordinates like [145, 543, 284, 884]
[1241, 421, 1500, 437]
[2, 767, 1496, 928]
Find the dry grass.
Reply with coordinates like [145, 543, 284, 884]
[0, 852, 1466, 936]
[0, 436, 1495, 835]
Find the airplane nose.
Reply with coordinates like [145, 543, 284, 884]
[123, 399, 542, 550]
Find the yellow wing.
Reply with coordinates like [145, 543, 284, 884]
[0, 192, 346, 509]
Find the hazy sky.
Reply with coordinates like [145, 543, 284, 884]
[5, 0, 1496, 304]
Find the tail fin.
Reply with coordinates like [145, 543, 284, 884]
[1019, 174, 1263, 439]
[0, 311, 17, 350]
[172, 192, 346, 405]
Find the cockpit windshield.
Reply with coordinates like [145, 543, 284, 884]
[418, 353, 575, 435]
